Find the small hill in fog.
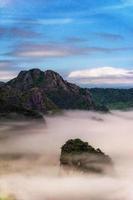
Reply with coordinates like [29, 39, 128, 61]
[60, 138, 113, 174]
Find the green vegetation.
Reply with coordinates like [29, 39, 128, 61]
[90, 88, 133, 110]
[0, 195, 16, 200]
[46, 89, 93, 110]
[60, 139, 113, 173]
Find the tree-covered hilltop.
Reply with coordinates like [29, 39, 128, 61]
[90, 88, 133, 110]
[60, 138, 113, 173]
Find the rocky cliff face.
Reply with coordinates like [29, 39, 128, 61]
[20, 87, 57, 112]
[0, 68, 98, 119]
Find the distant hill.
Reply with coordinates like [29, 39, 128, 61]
[0, 68, 105, 120]
[0, 82, 4, 87]
[90, 88, 133, 110]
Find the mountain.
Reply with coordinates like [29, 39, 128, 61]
[7, 69, 95, 110]
[0, 68, 101, 120]
[0, 82, 4, 87]
[90, 88, 133, 110]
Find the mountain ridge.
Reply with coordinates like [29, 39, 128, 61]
[0, 68, 105, 120]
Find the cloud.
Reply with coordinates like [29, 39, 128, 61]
[1, 18, 74, 26]
[0, 70, 17, 81]
[0, 27, 41, 39]
[0, 111, 133, 199]
[7, 42, 133, 60]
[0, 61, 20, 81]
[65, 37, 88, 43]
[0, 0, 11, 8]
[94, 32, 124, 41]
[88, 0, 133, 16]
[8, 43, 90, 58]
[29, 18, 74, 25]
[0, 61, 12, 68]
[102, 0, 133, 11]
[68, 67, 133, 85]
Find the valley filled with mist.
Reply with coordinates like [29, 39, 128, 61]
[0, 110, 133, 200]
[1, 0, 133, 199]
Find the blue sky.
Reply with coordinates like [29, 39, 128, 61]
[0, 0, 133, 87]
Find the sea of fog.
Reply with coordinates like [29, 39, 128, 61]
[0, 110, 133, 200]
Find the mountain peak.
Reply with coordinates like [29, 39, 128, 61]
[8, 68, 44, 90]
[17, 68, 43, 79]
[44, 69, 68, 90]
[44, 69, 64, 81]
[7, 68, 69, 91]
[45, 69, 63, 76]
[0, 68, 100, 118]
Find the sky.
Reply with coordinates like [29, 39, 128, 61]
[0, 0, 133, 87]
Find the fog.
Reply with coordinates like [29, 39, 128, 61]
[0, 111, 133, 200]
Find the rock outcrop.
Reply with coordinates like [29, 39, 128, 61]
[60, 139, 113, 174]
